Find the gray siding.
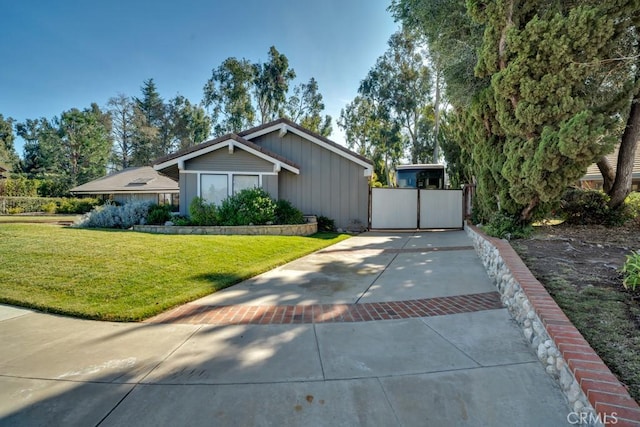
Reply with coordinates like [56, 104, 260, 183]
[185, 148, 273, 172]
[253, 131, 370, 230]
[180, 173, 197, 216]
[263, 175, 278, 200]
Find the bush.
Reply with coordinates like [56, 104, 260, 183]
[218, 188, 276, 226]
[622, 251, 640, 292]
[189, 197, 219, 226]
[77, 201, 151, 229]
[56, 198, 101, 214]
[483, 211, 533, 240]
[625, 192, 640, 219]
[560, 188, 629, 226]
[42, 202, 57, 214]
[172, 216, 192, 226]
[275, 199, 304, 225]
[146, 204, 173, 225]
[317, 215, 336, 232]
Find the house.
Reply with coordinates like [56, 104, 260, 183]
[580, 146, 640, 191]
[153, 118, 373, 230]
[69, 166, 179, 207]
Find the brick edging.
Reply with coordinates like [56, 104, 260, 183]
[145, 291, 503, 325]
[465, 223, 640, 426]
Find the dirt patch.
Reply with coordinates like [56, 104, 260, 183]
[512, 223, 640, 401]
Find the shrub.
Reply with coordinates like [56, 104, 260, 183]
[189, 197, 218, 226]
[483, 211, 533, 240]
[275, 199, 304, 224]
[218, 188, 276, 226]
[77, 201, 151, 229]
[625, 192, 640, 219]
[56, 198, 101, 214]
[317, 215, 336, 232]
[42, 202, 57, 214]
[172, 216, 192, 226]
[622, 251, 640, 292]
[560, 188, 631, 226]
[146, 204, 173, 225]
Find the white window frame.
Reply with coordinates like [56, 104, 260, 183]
[190, 171, 271, 203]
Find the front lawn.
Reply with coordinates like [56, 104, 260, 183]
[0, 224, 349, 321]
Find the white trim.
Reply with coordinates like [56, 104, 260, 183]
[198, 171, 267, 202]
[153, 137, 299, 174]
[228, 140, 234, 153]
[179, 169, 278, 176]
[243, 123, 373, 170]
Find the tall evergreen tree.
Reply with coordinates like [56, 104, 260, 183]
[132, 78, 164, 165]
[0, 114, 20, 172]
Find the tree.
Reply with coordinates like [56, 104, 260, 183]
[57, 104, 111, 187]
[108, 94, 136, 171]
[286, 78, 332, 137]
[203, 57, 256, 135]
[0, 114, 19, 172]
[253, 46, 296, 124]
[17, 117, 61, 178]
[131, 78, 165, 165]
[359, 30, 434, 164]
[339, 95, 403, 186]
[169, 95, 212, 150]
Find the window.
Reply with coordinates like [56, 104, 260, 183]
[201, 174, 228, 205]
[233, 175, 259, 195]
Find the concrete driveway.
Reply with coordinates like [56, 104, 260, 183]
[0, 231, 572, 426]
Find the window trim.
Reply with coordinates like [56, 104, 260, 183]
[195, 171, 268, 203]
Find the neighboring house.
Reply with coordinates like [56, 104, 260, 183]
[69, 166, 179, 207]
[580, 145, 640, 191]
[153, 118, 373, 230]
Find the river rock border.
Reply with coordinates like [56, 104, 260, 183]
[133, 221, 317, 236]
[465, 222, 640, 426]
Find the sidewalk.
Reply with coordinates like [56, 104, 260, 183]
[0, 231, 572, 426]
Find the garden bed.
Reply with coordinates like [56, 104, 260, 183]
[133, 221, 317, 236]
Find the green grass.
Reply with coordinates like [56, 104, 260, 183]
[0, 224, 349, 321]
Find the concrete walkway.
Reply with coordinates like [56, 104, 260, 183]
[0, 231, 572, 426]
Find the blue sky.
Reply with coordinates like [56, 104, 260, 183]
[1, 0, 399, 157]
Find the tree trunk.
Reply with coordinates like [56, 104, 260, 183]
[596, 156, 616, 193]
[433, 66, 442, 163]
[608, 96, 640, 208]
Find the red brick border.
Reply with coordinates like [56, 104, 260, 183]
[145, 291, 502, 325]
[468, 224, 640, 426]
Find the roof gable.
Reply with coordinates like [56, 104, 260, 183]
[153, 134, 300, 174]
[239, 118, 373, 171]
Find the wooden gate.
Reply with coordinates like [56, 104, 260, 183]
[370, 188, 463, 229]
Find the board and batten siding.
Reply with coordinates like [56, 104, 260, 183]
[184, 148, 274, 172]
[178, 147, 280, 215]
[253, 131, 369, 230]
[179, 173, 197, 216]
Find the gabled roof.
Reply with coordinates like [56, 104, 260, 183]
[239, 118, 374, 170]
[153, 133, 300, 174]
[582, 145, 640, 180]
[69, 166, 178, 194]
